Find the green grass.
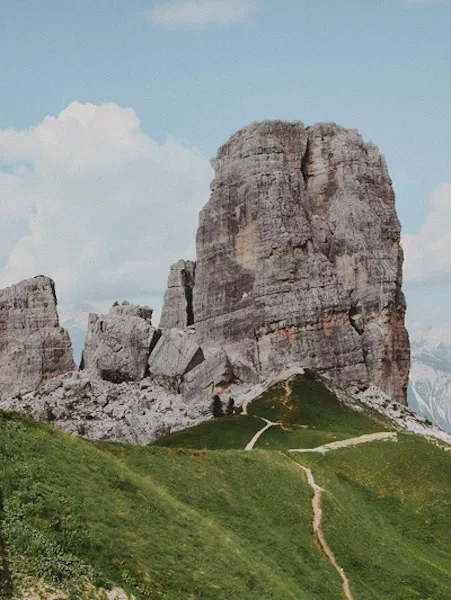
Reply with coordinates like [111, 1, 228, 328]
[156, 373, 391, 452]
[0, 372, 450, 599]
[153, 414, 263, 450]
[290, 434, 451, 599]
[0, 411, 342, 599]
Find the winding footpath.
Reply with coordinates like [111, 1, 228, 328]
[245, 419, 281, 451]
[289, 432, 397, 454]
[244, 417, 398, 599]
[297, 464, 355, 600]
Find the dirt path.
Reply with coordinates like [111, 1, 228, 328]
[289, 431, 397, 454]
[282, 378, 293, 405]
[240, 369, 303, 416]
[240, 374, 396, 598]
[245, 419, 280, 450]
[297, 464, 355, 600]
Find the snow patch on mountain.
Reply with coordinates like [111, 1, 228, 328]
[408, 325, 451, 433]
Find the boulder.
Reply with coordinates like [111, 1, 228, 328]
[81, 302, 159, 383]
[182, 349, 234, 399]
[148, 329, 204, 379]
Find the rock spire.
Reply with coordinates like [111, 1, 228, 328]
[0, 276, 75, 399]
[159, 260, 196, 329]
[165, 120, 410, 403]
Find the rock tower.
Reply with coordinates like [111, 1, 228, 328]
[0, 276, 75, 399]
[164, 121, 410, 403]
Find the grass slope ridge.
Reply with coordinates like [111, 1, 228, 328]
[0, 373, 450, 599]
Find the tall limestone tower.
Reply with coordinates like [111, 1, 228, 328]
[162, 121, 410, 404]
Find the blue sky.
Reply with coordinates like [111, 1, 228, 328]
[0, 0, 450, 334]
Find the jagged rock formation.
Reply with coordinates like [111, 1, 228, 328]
[187, 121, 410, 403]
[0, 299, 236, 443]
[0, 300, 235, 443]
[81, 302, 160, 383]
[0, 276, 75, 399]
[159, 260, 196, 329]
[0, 119, 413, 443]
[81, 302, 209, 390]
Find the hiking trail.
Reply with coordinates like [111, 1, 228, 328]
[289, 432, 397, 454]
[297, 464, 355, 600]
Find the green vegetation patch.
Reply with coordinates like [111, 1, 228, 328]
[152, 414, 263, 450]
[247, 373, 390, 450]
[248, 372, 387, 431]
[153, 373, 390, 452]
[0, 410, 344, 599]
[1, 373, 450, 600]
[290, 433, 451, 599]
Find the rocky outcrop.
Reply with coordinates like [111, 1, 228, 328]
[191, 121, 410, 403]
[148, 328, 204, 381]
[81, 302, 159, 383]
[0, 119, 412, 445]
[159, 260, 196, 329]
[181, 348, 234, 400]
[2, 300, 231, 442]
[0, 276, 75, 399]
[0, 371, 209, 445]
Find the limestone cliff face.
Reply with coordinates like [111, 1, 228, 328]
[192, 121, 410, 403]
[0, 276, 75, 399]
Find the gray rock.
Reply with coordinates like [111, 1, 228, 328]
[182, 349, 234, 399]
[81, 302, 160, 383]
[148, 329, 204, 379]
[160, 260, 196, 329]
[0, 276, 75, 399]
[0, 371, 214, 445]
[192, 121, 410, 403]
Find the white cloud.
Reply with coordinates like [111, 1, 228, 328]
[402, 182, 451, 286]
[148, 0, 257, 28]
[0, 102, 213, 314]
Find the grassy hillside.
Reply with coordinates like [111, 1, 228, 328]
[155, 372, 391, 451]
[0, 373, 450, 599]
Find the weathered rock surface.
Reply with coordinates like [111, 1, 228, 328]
[0, 276, 75, 399]
[148, 328, 204, 381]
[0, 372, 210, 444]
[81, 302, 159, 383]
[0, 294, 237, 443]
[192, 121, 410, 403]
[0, 361, 244, 444]
[159, 260, 196, 329]
[181, 348, 234, 400]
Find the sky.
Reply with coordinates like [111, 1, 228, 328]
[0, 0, 450, 339]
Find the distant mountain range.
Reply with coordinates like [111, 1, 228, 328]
[409, 324, 451, 433]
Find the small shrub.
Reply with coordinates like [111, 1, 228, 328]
[226, 398, 235, 416]
[211, 396, 224, 418]
[45, 407, 57, 422]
